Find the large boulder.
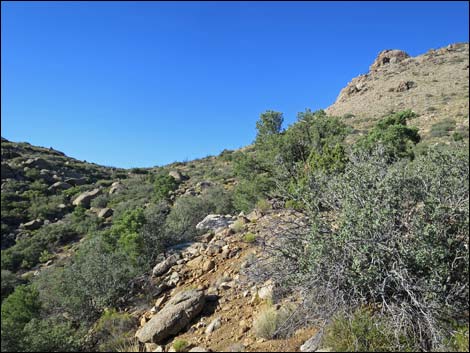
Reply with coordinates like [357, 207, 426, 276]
[168, 171, 185, 183]
[65, 177, 87, 186]
[135, 289, 205, 343]
[98, 207, 113, 218]
[72, 188, 101, 208]
[196, 214, 234, 232]
[20, 219, 43, 231]
[48, 181, 73, 192]
[109, 182, 124, 195]
[23, 158, 50, 170]
[369, 49, 410, 71]
[152, 254, 181, 277]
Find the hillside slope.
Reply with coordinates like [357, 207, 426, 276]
[326, 42, 469, 141]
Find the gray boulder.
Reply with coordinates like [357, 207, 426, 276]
[152, 254, 181, 277]
[135, 289, 205, 343]
[72, 188, 101, 208]
[169, 171, 185, 182]
[196, 214, 234, 232]
[48, 181, 72, 191]
[98, 207, 113, 218]
[300, 329, 323, 352]
[20, 219, 43, 231]
[23, 158, 50, 170]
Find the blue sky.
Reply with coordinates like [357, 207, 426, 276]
[2, 1, 468, 168]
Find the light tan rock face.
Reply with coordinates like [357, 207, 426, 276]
[326, 43, 469, 141]
[72, 188, 101, 208]
[135, 289, 205, 343]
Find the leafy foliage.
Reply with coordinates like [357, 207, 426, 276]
[1, 285, 41, 352]
[154, 173, 179, 202]
[356, 110, 420, 160]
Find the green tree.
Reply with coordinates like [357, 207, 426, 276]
[356, 110, 420, 160]
[110, 208, 147, 263]
[255, 110, 284, 145]
[1, 285, 41, 352]
[154, 173, 179, 202]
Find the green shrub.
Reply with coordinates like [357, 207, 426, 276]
[39, 250, 54, 263]
[430, 119, 456, 137]
[164, 196, 212, 244]
[1, 270, 22, 302]
[1, 285, 41, 352]
[94, 309, 137, 352]
[447, 325, 469, 352]
[356, 110, 420, 160]
[90, 194, 109, 208]
[36, 237, 139, 322]
[154, 173, 179, 202]
[253, 305, 293, 339]
[267, 146, 469, 350]
[322, 308, 417, 352]
[22, 317, 83, 352]
[63, 186, 82, 198]
[256, 199, 271, 213]
[230, 220, 245, 233]
[172, 339, 189, 352]
[109, 208, 147, 263]
[243, 233, 256, 243]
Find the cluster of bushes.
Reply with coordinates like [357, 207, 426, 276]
[245, 109, 469, 351]
[1, 180, 236, 351]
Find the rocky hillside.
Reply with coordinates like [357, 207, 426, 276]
[129, 210, 316, 353]
[326, 43, 469, 141]
[1, 42, 468, 353]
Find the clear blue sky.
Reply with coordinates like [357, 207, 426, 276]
[2, 1, 468, 168]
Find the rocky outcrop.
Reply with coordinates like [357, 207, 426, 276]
[136, 289, 205, 343]
[20, 219, 43, 231]
[169, 171, 185, 182]
[109, 181, 124, 194]
[369, 49, 410, 71]
[98, 207, 113, 218]
[23, 157, 51, 170]
[72, 188, 101, 208]
[153, 254, 181, 277]
[48, 181, 72, 192]
[196, 214, 235, 232]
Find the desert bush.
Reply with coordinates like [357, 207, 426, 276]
[230, 219, 245, 233]
[1, 222, 79, 271]
[430, 118, 456, 137]
[21, 317, 83, 352]
[1, 285, 41, 352]
[1, 270, 22, 302]
[164, 195, 212, 244]
[202, 185, 235, 214]
[256, 198, 271, 213]
[356, 110, 420, 160]
[36, 237, 140, 322]
[116, 338, 143, 352]
[322, 308, 417, 352]
[243, 233, 256, 243]
[253, 305, 294, 339]
[172, 338, 189, 352]
[446, 325, 469, 352]
[258, 145, 469, 350]
[94, 308, 137, 352]
[90, 194, 110, 208]
[109, 208, 147, 263]
[154, 173, 179, 202]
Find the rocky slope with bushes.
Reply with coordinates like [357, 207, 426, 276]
[1, 43, 469, 353]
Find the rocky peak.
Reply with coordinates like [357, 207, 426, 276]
[369, 49, 410, 71]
